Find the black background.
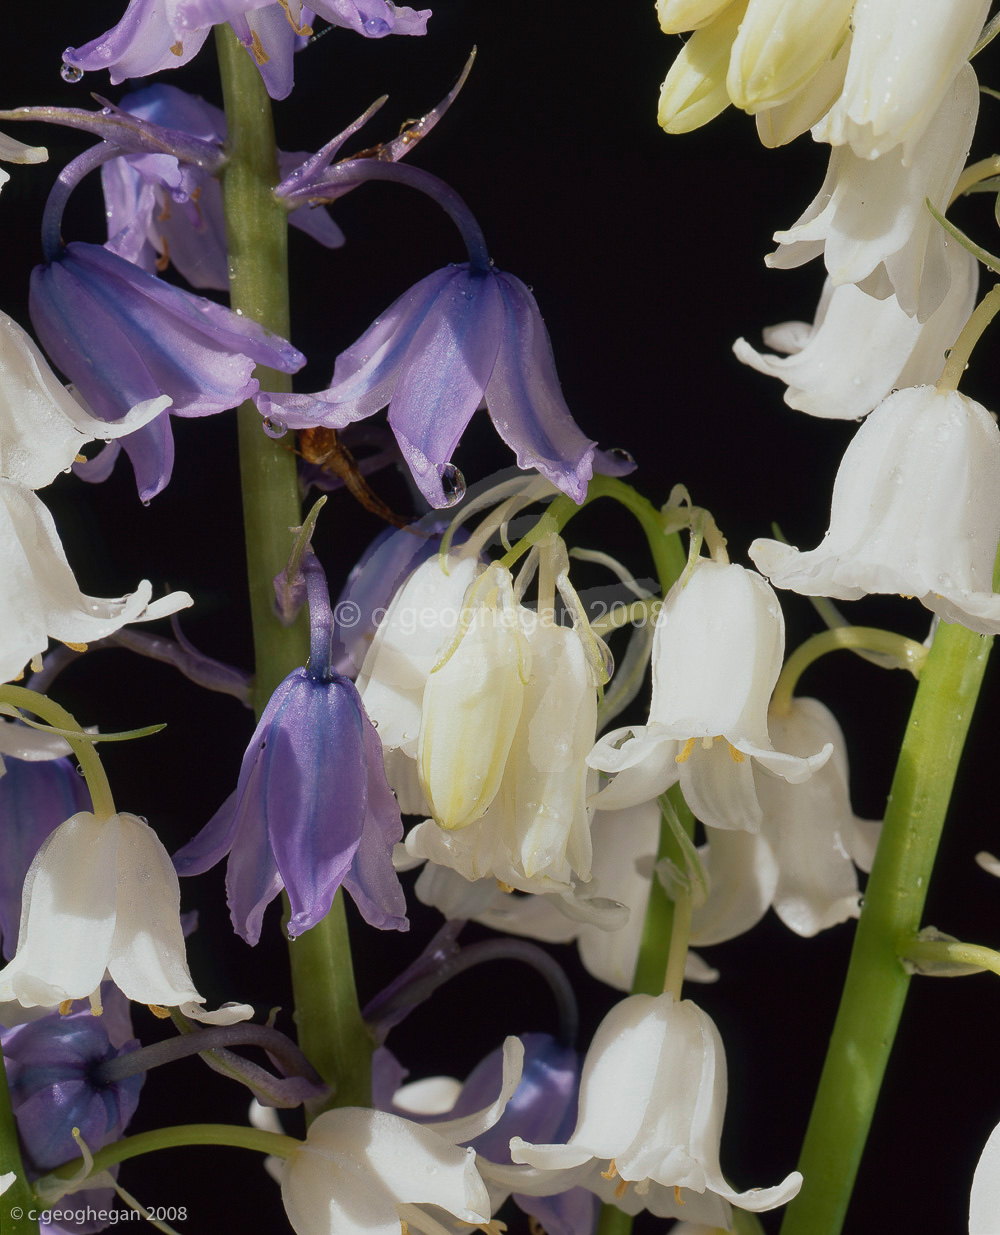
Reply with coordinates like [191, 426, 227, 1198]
[4, 3, 1000, 1233]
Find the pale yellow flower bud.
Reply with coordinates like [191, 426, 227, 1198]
[658, 0, 748, 134]
[727, 0, 853, 113]
[656, 0, 735, 36]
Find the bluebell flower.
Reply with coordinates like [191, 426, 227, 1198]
[102, 85, 343, 292]
[29, 241, 305, 501]
[258, 262, 601, 508]
[173, 553, 407, 943]
[62, 0, 430, 101]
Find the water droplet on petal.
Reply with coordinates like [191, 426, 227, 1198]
[141, 498, 151, 508]
[61, 62, 84, 82]
[609, 447, 635, 466]
[263, 416, 288, 439]
[440, 464, 466, 506]
[365, 16, 390, 34]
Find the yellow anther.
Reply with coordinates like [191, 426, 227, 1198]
[277, 0, 313, 35]
[496, 879, 515, 894]
[169, 41, 184, 56]
[64, 641, 88, 652]
[400, 1223, 409, 1235]
[600, 1159, 619, 1181]
[147, 1003, 171, 1019]
[249, 31, 270, 64]
[675, 736, 697, 764]
[727, 743, 745, 764]
[58, 999, 74, 1016]
[528, 1219, 548, 1235]
[89, 989, 104, 1017]
[674, 1184, 685, 1205]
[614, 1176, 630, 1201]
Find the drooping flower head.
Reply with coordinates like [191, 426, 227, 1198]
[173, 551, 408, 943]
[589, 558, 831, 832]
[30, 241, 305, 500]
[749, 385, 1000, 635]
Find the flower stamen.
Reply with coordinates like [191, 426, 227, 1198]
[675, 737, 696, 764]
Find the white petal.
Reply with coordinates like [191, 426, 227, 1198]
[431, 1036, 524, 1143]
[0, 132, 47, 164]
[690, 826, 778, 945]
[587, 726, 680, 810]
[0, 812, 118, 1007]
[0, 310, 170, 489]
[970, 1120, 1000, 1234]
[976, 852, 1000, 879]
[0, 717, 72, 760]
[814, 0, 989, 163]
[106, 813, 203, 1006]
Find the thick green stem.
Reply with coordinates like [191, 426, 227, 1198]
[779, 620, 991, 1235]
[215, 25, 371, 1116]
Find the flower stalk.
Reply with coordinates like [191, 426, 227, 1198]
[214, 24, 370, 1115]
[779, 618, 992, 1235]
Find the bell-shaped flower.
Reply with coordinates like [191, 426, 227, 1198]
[509, 993, 802, 1225]
[3, 1005, 142, 1175]
[257, 262, 599, 508]
[29, 242, 305, 501]
[753, 29, 852, 148]
[0, 811, 245, 1023]
[748, 385, 1000, 635]
[281, 1038, 523, 1235]
[63, 0, 429, 101]
[1, 479, 192, 685]
[0, 309, 168, 490]
[417, 563, 532, 831]
[726, 0, 853, 114]
[734, 242, 977, 420]
[589, 560, 831, 832]
[971, 1118, 1000, 1234]
[692, 697, 880, 944]
[768, 63, 978, 321]
[813, 0, 989, 163]
[655, 0, 732, 33]
[174, 553, 407, 943]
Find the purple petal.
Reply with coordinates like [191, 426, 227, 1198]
[72, 440, 121, 484]
[63, 0, 210, 82]
[512, 1189, 599, 1235]
[264, 673, 370, 938]
[117, 413, 177, 502]
[173, 790, 243, 877]
[280, 153, 345, 249]
[388, 267, 505, 505]
[258, 267, 459, 430]
[312, 0, 430, 37]
[225, 750, 283, 947]
[341, 714, 408, 931]
[485, 273, 596, 504]
[230, 5, 301, 101]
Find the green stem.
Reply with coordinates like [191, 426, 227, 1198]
[937, 282, 1000, 393]
[902, 936, 1000, 978]
[215, 25, 370, 1117]
[779, 619, 991, 1235]
[770, 626, 927, 715]
[0, 1049, 37, 1235]
[0, 686, 114, 818]
[40, 1125, 300, 1194]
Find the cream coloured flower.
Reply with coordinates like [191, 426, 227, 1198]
[749, 385, 1000, 635]
[0, 479, 191, 684]
[813, 0, 990, 163]
[971, 1119, 1000, 1234]
[281, 1038, 524, 1235]
[734, 242, 977, 419]
[768, 63, 978, 321]
[0, 129, 47, 194]
[0, 811, 246, 1023]
[588, 560, 831, 831]
[0, 310, 168, 490]
[509, 993, 802, 1225]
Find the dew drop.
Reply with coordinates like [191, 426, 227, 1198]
[440, 464, 467, 506]
[857, 896, 865, 910]
[608, 447, 635, 467]
[365, 16, 390, 34]
[75, 762, 87, 777]
[141, 498, 151, 508]
[263, 416, 288, 439]
[61, 62, 84, 83]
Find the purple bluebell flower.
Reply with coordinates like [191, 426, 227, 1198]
[173, 552, 407, 944]
[258, 261, 600, 508]
[102, 85, 343, 291]
[62, 0, 429, 101]
[0, 740, 91, 961]
[29, 241, 305, 501]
